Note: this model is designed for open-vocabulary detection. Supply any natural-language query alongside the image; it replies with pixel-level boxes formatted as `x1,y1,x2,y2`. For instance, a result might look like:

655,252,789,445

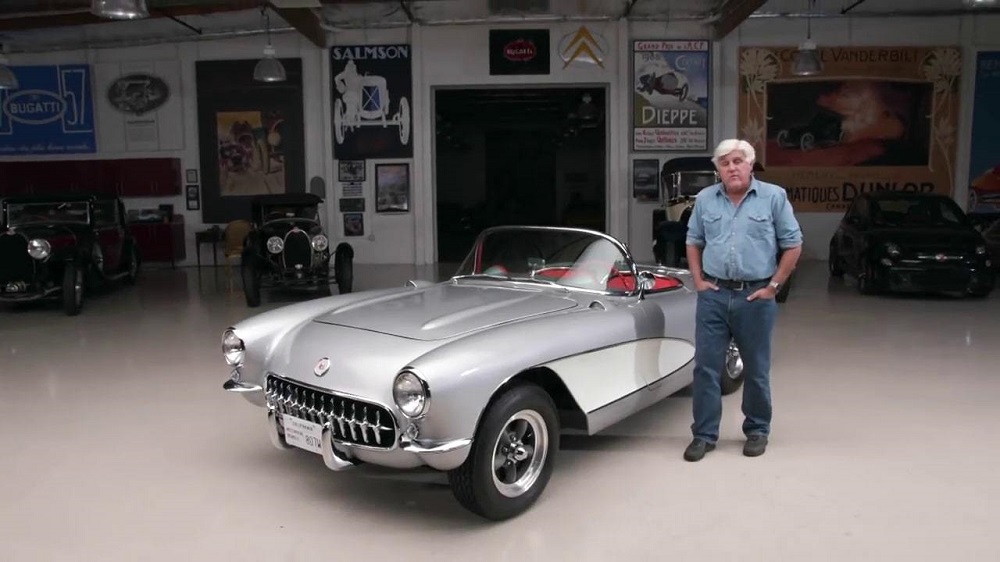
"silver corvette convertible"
222,225,744,520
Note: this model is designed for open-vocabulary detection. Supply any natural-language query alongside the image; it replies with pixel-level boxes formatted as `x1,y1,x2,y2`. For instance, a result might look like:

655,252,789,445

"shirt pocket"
702,212,724,242
747,214,775,240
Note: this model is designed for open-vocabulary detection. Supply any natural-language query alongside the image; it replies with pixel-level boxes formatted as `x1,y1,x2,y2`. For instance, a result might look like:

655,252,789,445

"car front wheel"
63,262,84,316
448,383,558,521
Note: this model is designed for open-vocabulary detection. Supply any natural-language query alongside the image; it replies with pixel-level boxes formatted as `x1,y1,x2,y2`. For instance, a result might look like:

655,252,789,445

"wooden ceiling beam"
269,4,327,49
712,0,768,40
0,1,264,32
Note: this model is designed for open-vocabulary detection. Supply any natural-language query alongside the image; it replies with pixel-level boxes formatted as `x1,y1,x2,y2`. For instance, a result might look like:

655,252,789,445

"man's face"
715,150,753,191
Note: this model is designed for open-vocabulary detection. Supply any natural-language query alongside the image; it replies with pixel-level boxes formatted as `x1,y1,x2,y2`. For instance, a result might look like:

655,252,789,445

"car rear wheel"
124,243,141,286
334,243,354,294
829,243,844,277
721,340,745,395
62,262,84,316
448,383,558,521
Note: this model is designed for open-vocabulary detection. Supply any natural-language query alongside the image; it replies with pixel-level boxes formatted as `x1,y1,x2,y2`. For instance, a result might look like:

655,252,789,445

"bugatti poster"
737,46,961,213
632,40,711,151
330,44,412,160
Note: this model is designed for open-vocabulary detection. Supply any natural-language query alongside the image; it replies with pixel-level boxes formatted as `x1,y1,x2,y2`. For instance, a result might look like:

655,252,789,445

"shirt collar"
715,177,758,197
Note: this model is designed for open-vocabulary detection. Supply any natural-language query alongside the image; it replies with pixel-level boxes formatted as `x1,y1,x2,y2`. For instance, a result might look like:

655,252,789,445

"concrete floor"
2,261,998,561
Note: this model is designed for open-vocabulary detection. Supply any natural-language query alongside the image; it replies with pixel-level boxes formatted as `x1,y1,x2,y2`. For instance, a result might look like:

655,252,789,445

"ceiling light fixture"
90,0,150,20
253,7,286,82
792,0,822,76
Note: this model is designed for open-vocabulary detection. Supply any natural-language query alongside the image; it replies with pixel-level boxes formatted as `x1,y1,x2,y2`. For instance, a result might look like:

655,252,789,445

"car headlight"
884,242,901,258
393,371,430,418
27,239,51,260
266,236,284,254
222,329,245,366
976,245,987,256
311,234,329,252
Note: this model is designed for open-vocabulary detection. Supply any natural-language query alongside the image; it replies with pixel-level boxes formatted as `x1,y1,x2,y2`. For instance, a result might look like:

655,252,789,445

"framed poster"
339,197,365,212
186,169,199,183
186,184,200,211
0,64,96,155
330,45,412,159
632,40,711,151
737,46,960,213
338,160,365,182
968,50,1000,215
343,212,364,236
375,163,410,213
489,29,550,75
633,159,660,201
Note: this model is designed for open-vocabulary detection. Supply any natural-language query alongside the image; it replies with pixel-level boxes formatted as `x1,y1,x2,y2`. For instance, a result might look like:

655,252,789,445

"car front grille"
283,230,311,270
265,374,397,449
0,234,33,284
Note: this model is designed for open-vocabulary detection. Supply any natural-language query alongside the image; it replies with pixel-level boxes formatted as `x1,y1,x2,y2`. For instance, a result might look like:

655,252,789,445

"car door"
838,198,867,275
92,200,124,273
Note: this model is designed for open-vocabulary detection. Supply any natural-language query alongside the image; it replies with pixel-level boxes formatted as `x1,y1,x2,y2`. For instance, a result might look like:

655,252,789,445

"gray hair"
712,139,756,165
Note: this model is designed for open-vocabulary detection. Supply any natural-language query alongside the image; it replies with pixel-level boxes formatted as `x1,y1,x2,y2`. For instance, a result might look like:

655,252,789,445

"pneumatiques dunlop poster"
967,51,1000,215
738,46,960,213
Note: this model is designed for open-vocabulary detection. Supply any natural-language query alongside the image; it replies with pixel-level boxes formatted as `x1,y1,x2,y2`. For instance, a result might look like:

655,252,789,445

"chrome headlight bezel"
393,370,430,419
976,244,987,256
222,328,245,366
27,239,51,260
884,242,901,258
266,236,284,254
311,234,329,252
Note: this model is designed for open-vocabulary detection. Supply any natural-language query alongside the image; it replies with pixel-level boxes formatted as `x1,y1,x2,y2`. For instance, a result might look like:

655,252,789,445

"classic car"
652,157,794,302
241,193,354,307
979,216,1000,271
635,60,689,102
775,107,845,151
0,193,141,315
969,165,1000,212
828,191,994,297
221,225,745,520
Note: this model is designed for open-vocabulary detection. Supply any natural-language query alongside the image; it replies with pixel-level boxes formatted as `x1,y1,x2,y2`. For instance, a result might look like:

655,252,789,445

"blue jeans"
691,285,778,444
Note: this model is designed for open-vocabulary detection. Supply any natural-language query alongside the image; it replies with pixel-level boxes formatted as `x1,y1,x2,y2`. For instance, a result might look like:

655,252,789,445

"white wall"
5,12,1000,266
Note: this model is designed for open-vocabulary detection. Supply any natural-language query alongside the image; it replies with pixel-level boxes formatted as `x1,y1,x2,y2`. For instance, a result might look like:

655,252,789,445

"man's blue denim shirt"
685,178,803,281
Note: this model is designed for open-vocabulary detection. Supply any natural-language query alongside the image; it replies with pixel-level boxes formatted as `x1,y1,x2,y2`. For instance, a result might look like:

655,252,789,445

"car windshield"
454,227,634,293
6,201,89,227
871,197,968,227
262,205,317,222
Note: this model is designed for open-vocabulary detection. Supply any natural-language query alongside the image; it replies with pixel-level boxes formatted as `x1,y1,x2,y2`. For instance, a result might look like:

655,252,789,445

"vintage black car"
0,193,141,315
241,193,353,307
828,191,995,297
652,157,794,302
775,107,845,151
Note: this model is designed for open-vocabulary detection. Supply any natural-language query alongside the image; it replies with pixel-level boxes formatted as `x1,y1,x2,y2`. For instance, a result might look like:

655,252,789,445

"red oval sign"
504,39,537,62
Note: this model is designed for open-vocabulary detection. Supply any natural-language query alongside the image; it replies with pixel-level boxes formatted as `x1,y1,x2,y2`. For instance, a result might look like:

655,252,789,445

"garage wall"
4,13,999,266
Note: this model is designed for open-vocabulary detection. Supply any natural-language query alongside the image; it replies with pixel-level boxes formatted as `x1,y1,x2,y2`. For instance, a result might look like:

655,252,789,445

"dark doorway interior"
435,87,606,262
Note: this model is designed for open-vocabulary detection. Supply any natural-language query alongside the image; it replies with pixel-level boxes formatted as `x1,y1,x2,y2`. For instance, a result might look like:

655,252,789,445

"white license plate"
282,414,324,454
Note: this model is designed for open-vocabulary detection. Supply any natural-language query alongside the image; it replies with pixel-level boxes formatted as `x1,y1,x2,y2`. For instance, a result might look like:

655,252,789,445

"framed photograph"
186,168,199,183
338,160,365,182
343,212,364,236
186,184,200,211
632,159,660,201
339,197,365,212
375,163,410,213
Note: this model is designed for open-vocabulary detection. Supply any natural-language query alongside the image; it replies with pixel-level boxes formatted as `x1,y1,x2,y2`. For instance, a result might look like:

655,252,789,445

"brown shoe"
743,434,768,457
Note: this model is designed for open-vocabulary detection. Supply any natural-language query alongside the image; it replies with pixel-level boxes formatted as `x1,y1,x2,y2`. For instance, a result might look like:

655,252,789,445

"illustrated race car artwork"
333,59,410,146
222,225,746,521
775,107,846,151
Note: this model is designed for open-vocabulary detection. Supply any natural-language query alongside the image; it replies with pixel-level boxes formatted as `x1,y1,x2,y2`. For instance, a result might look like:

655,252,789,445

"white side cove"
540,338,696,413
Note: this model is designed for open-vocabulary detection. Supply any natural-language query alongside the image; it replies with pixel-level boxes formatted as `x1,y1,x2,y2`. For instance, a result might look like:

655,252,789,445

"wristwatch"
768,280,781,291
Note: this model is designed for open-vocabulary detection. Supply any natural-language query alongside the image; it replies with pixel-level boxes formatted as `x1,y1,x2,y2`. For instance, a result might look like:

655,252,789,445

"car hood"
6,223,86,241
313,282,579,341
872,226,982,248
261,218,322,236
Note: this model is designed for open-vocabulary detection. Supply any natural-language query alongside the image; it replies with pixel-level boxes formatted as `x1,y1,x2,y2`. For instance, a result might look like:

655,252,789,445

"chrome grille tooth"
372,410,382,445
360,405,370,444
348,403,359,441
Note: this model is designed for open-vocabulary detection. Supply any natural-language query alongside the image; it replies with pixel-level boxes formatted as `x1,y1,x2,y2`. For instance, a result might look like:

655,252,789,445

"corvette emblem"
314,357,331,377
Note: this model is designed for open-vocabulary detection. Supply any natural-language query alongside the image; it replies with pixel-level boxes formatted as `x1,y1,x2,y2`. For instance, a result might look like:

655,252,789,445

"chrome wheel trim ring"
74,268,83,306
726,343,744,380
491,409,548,498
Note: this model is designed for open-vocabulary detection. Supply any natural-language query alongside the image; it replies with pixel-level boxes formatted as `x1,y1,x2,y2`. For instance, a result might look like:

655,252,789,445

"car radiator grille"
0,234,33,284
282,230,311,270
266,374,397,449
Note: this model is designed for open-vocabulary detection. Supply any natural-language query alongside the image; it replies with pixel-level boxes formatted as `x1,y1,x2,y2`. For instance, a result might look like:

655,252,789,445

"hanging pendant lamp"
91,0,149,20
792,0,822,76
253,8,286,82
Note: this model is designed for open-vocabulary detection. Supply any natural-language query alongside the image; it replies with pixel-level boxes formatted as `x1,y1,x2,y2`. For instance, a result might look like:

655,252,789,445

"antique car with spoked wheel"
0,193,141,316
240,193,353,307
221,225,744,520
829,191,995,297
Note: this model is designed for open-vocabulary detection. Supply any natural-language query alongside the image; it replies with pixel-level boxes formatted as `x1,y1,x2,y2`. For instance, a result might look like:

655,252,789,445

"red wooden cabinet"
128,216,186,267
0,158,182,197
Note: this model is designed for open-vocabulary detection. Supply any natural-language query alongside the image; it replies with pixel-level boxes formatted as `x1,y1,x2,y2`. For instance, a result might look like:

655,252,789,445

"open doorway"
434,86,607,262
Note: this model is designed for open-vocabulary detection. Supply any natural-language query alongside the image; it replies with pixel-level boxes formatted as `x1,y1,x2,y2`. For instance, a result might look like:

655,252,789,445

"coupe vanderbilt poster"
737,46,960,213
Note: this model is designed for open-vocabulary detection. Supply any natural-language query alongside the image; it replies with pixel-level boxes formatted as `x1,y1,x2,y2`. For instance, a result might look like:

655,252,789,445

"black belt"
704,275,770,290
